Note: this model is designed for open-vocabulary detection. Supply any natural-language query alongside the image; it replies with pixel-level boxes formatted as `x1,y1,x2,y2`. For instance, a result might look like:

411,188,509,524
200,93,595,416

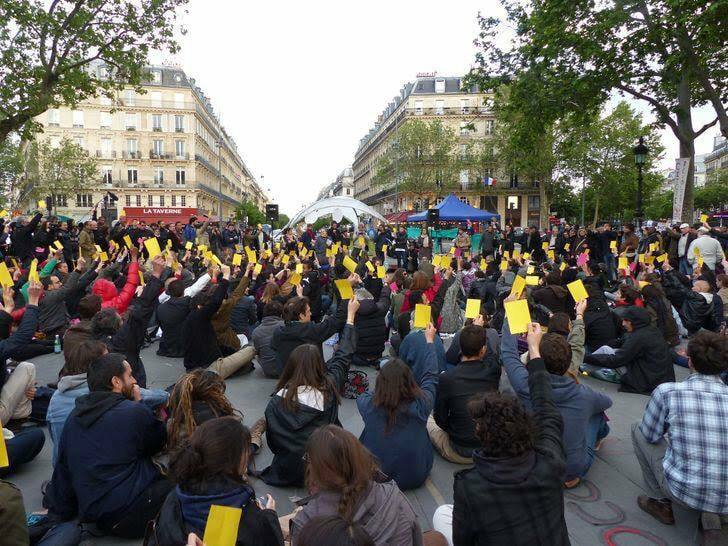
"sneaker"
249,416,267,449
637,496,675,525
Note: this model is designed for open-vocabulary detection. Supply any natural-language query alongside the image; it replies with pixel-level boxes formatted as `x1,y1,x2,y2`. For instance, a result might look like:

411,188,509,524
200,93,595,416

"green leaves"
235,201,266,226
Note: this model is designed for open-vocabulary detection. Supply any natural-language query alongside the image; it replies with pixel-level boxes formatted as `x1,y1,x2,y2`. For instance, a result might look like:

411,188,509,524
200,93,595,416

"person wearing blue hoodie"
150,416,283,546
357,323,439,490
502,301,613,488
42,352,169,541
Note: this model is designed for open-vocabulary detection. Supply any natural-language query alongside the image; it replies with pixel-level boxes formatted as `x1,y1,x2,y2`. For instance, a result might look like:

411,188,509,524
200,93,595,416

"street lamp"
633,136,649,228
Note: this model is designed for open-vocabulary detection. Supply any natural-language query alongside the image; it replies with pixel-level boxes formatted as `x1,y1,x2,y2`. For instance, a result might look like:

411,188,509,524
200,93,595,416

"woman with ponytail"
149,416,283,546
288,426,446,546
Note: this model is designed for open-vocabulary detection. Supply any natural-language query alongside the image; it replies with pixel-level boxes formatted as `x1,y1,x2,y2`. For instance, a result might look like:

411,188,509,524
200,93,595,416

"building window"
175,140,185,158
460,121,470,136
126,139,138,158
48,109,60,126
174,115,184,132
100,111,112,129
176,168,186,185
102,166,113,185
73,136,85,149
152,139,163,156
485,120,494,135
154,167,164,185
76,194,93,207
435,100,444,115
125,113,137,130
151,91,162,107
460,170,469,190
124,89,135,106
152,114,162,131
151,69,162,83
72,110,84,128
435,78,446,93
460,99,470,114
180,195,186,206
509,172,519,188
50,194,67,208
100,137,112,158
125,195,131,206
528,195,541,210
148,194,153,206
171,195,177,206
459,196,469,204
127,168,138,185
414,100,424,115
135,195,141,206
159,195,165,206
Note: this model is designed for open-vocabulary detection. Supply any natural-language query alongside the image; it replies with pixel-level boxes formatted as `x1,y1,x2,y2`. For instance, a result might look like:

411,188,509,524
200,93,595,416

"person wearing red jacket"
92,253,140,314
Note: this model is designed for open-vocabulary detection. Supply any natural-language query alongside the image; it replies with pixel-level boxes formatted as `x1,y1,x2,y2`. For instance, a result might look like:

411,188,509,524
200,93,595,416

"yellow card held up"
511,275,526,298
144,238,162,259
281,254,290,265
232,254,242,266
29,259,39,283
288,272,302,286
99,252,109,262
505,299,531,334
700,214,708,223
567,279,589,302
94,245,102,255
500,260,508,271
542,242,549,250
343,255,357,274
211,254,222,266
365,261,375,273
559,261,567,271
431,255,441,268
253,263,262,276
382,244,388,254
564,243,571,251
522,252,530,260
526,265,535,275
547,250,555,261
198,244,208,253
0,263,13,288
37,199,46,209
335,279,354,299
414,304,431,328
123,235,133,249
246,249,257,263
377,265,386,279
610,240,617,251
358,237,366,248
203,504,242,546
656,253,667,263
296,263,303,274
525,275,539,286
53,240,63,250
645,255,655,265
0,418,9,468
0,210,7,218
138,271,145,286
480,259,487,271
465,299,481,319
618,257,629,270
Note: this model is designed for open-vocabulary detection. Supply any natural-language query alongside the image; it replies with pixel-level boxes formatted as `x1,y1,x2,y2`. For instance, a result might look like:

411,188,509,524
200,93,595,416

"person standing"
78,221,97,262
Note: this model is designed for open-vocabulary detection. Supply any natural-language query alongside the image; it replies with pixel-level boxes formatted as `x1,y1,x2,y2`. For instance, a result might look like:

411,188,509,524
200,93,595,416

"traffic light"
266,204,279,223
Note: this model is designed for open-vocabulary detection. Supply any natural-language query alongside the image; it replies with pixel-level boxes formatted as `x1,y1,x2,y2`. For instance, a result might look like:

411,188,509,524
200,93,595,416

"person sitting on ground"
582,284,621,351
44,352,171,541
502,300,612,488
662,261,723,334
157,278,195,358
432,323,570,546
428,323,501,465
91,248,140,313
211,263,255,353
182,264,255,379
357,323,438,490
290,425,447,546
150,416,284,546
444,312,500,367
251,301,285,378
37,256,84,338
62,294,102,358
641,283,680,346
352,279,391,368
531,271,570,315
538,308,586,374
718,273,728,322
296,516,374,546
91,254,166,388
632,331,728,542
259,298,359,487
583,306,675,394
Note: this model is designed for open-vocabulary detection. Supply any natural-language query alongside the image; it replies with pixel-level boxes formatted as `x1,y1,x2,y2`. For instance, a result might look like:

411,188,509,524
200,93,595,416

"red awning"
385,211,411,223
121,207,202,224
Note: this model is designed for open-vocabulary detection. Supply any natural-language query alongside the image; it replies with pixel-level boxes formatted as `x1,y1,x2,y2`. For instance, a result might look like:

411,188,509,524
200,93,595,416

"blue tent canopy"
407,193,500,222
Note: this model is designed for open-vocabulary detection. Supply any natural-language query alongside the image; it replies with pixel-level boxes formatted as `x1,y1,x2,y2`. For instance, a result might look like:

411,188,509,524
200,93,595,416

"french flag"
483,177,497,187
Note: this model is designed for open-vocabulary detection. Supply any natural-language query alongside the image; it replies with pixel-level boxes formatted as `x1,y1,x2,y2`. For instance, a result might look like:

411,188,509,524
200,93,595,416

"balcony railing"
96,150,117,158
122,150,142,159
407,106,492,117
149,151,189,160
116,98,195,110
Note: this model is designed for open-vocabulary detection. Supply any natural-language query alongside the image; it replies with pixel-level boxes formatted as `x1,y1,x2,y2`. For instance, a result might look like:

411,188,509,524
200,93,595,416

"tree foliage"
25,137,98,215
0,138,24,209
466,0,728,221
234,200,266,226
0,0,189,143
373,119,462,200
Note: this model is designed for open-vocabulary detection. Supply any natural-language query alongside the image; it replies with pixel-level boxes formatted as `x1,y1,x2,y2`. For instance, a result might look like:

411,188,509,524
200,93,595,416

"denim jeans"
679,256,693,276
139,388,169,408
582,412,610,477
603,254,616,281
0,427,45,478
395,249,407,269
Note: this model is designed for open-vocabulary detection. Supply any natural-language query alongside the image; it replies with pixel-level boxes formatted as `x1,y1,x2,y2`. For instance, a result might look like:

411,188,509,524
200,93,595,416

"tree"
694,169,728,211
0,0,188,143
25,137,97,216
373,119,462,207
467,0,727,221
0,139,24,209
234,200,265,226
273,214,290,230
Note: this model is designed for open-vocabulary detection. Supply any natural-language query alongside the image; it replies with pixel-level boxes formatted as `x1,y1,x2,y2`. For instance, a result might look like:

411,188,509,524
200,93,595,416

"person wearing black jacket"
91,254,166,388
157,279,193,357
583,306,675,394
433,322,569,546
428,324,501,464
300,261,323,321
352,281,391,367
11,212,42,265
259,299,359,486
662,265,723,334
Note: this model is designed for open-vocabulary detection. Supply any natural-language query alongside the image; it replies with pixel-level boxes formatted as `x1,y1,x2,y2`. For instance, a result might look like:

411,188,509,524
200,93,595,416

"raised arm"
500,319,530,397
325,298,359,391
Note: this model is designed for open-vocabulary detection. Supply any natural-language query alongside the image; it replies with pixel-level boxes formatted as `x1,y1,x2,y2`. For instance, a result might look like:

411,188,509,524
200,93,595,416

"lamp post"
633,136,649,228
215,140,223,219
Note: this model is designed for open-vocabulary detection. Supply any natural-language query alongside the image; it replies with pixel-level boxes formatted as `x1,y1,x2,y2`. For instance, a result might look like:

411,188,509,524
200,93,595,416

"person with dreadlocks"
356,324,438,490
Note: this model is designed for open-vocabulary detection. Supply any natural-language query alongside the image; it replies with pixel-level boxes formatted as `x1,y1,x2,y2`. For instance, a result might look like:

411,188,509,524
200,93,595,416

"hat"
697,226,710,234
679,223,690,229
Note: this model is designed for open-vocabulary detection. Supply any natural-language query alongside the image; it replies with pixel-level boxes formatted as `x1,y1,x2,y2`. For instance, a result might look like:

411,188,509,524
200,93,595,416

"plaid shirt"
640,374,728,513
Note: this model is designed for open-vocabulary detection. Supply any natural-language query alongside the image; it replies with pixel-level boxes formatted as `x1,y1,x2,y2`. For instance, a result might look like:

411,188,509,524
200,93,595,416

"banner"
672,158,690,223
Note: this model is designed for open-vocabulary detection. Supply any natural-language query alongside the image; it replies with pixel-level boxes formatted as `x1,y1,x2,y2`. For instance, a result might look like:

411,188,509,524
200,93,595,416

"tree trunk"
592,193,600,226
675,63,696,222
678,139,695,223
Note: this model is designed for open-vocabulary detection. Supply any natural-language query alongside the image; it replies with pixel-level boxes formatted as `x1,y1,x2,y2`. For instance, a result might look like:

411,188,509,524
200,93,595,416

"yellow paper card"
618,257,629,270
431,255,441,268
542,242,549,250
281,254,290,265
522,252,530,260
480,259,487,271
564,243,571,251
449,246,456,255
94,245,102,255
465,299,481,319
511,275,526,298
288,272,302,286
358,237,366,248
547,250,555,261
505,299,531,334
138,271,145,286
29,259,39,283
123,235,133,249
0,419,9,468
325,248,332,258
0,210,7,218
382,244,388,254
567,279,589,302
645,255,655,265
503,251,510,259
638,254,645,263
144,238,162,259
335,279,354,299
246,250,257,263
253,263,262,276
526,265,535,275
639,281,650,288
343,255,357,274
203,504,242,546
700,214,708,223
53,240,63,250
211,254,222,266
232,254,242,266
500,260,508,271
609,241,617,251
0,263,13,288
649,243,657,253
198,244,208,253
414,304,431,328
525,275,539,286
365,261,375,273
38,200,46,209
377,265,386,279
99,252,109,262
656,253,667,263
559,261,567,271
296,264,303,274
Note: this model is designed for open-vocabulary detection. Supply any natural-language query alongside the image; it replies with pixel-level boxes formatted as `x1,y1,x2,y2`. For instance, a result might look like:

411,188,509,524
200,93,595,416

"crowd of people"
0,208,727,546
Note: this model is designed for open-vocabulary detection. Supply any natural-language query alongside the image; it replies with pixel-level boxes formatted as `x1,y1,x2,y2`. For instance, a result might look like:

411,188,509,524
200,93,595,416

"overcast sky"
163,0,719,216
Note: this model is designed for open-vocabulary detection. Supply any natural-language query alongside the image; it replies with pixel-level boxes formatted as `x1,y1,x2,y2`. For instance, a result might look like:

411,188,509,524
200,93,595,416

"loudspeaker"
427,208,439,223
265,204,279,222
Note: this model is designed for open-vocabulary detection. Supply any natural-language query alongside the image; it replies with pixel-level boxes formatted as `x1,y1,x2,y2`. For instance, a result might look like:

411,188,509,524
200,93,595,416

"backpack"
342,370,369,399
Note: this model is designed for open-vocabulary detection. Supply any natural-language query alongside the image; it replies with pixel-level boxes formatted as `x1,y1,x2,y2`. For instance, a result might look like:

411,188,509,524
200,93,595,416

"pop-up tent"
407,193,499,222
281,196,387,231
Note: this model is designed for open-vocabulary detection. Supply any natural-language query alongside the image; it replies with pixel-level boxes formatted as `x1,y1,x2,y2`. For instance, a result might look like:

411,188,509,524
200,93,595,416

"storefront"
120,207,201,224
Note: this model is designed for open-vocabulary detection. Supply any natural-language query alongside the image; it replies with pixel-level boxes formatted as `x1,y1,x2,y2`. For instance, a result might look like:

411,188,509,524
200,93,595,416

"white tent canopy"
281,196,387,231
